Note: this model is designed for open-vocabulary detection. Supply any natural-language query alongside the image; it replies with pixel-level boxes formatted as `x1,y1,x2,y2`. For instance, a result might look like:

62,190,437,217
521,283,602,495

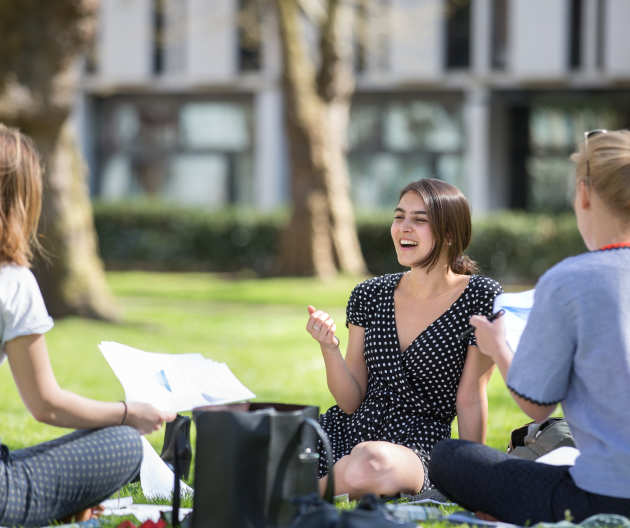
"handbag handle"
268,416,335,525
171,417,192,528
304,417,334,503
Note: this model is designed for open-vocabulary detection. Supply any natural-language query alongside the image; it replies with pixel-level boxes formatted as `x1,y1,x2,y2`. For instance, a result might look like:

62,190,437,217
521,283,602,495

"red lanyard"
599,242,630,250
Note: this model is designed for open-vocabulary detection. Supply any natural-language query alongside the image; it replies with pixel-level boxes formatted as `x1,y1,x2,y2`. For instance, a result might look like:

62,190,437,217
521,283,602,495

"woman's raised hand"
124,401,176,435
469,313,507,362
307,305,339,349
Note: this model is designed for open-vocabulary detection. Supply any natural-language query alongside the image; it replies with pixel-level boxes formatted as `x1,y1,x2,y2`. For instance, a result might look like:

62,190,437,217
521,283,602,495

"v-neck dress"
317,273,502,490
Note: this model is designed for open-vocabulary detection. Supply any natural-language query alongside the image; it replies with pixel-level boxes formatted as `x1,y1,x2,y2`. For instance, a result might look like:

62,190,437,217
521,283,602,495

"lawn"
0,271,538,516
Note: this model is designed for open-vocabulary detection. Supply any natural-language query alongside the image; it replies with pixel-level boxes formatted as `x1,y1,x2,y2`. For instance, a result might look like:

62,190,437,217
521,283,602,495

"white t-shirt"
0,265,54,364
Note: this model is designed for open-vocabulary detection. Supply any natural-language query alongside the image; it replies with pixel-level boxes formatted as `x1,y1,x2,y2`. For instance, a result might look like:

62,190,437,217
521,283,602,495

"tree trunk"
0,0,118,320
33,118,118,320
274,0,367,278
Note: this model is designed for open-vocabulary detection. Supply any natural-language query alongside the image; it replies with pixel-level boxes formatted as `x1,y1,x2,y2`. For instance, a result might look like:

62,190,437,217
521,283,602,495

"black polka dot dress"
317,273,502,491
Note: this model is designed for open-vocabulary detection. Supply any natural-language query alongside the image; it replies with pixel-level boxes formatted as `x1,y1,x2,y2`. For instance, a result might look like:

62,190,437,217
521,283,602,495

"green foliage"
93,202,586,283
468,212,585,282
93,201,284,275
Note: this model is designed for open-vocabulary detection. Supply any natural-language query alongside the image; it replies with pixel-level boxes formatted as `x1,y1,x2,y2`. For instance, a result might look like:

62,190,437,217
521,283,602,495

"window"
152,0,165,75
95,96,255,208
569,0,582,70
595,0,605,69
505,96,627,212
152,0,187,75
348,95,465,208
238,0,262,71
445,0,471,70
491,0,508,70
353,0,370,74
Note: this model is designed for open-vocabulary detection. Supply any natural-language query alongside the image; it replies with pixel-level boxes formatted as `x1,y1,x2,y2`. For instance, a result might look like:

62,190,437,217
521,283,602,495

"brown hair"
398,178,478,275
0,124,43,266
571,129,630,223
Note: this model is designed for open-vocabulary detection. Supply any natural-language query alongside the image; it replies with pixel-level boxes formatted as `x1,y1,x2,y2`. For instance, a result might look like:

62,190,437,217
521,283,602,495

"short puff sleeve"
1,266,54,348
345,280,373,328
468,276,503,348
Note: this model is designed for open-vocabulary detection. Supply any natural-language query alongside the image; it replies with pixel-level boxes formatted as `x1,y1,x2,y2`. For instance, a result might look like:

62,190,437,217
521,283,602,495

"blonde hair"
0,124,43,266
571,129,630,223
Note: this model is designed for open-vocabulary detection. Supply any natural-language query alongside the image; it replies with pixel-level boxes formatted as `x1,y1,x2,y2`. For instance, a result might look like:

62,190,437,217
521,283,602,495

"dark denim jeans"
430,439,630,525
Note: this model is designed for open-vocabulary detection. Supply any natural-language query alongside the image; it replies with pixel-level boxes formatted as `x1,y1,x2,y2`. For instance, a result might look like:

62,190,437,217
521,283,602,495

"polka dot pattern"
318,273,502,490
0,425,142,527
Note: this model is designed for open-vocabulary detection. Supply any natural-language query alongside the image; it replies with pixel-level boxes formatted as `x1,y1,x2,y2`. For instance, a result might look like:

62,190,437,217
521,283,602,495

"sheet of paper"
99,341,255,413
102,495,192,523
493,289,534,353
140,436,194,500
102,503,192,523
536,446,580,466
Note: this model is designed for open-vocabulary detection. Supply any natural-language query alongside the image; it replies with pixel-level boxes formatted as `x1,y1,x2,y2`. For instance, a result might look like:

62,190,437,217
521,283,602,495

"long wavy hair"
0,124,43,267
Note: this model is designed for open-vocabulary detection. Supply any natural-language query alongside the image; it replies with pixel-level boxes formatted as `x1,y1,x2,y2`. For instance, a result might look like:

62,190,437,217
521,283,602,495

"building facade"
79,0,630,214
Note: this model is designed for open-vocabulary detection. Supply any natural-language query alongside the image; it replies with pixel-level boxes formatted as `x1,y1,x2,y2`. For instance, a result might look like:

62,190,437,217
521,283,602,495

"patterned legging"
0,425,142,527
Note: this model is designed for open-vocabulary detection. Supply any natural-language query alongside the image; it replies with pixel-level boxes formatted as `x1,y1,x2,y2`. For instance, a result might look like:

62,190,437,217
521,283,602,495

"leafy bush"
93,202,585,282
469,212,585,282
93,201,283,275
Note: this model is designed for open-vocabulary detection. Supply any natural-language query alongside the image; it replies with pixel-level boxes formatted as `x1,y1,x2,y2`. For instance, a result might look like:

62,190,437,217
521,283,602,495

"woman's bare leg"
319,441,424,500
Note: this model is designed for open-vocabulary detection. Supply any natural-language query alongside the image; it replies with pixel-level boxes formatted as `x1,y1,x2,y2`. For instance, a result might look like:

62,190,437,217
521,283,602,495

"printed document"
100,341,255,413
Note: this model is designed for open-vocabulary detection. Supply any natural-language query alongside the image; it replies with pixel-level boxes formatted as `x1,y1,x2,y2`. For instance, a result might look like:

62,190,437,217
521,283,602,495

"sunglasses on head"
583,129,608,184
584,129,608,142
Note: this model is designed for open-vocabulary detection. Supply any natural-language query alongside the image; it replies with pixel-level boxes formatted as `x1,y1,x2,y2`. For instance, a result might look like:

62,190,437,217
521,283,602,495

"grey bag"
507,417,575,460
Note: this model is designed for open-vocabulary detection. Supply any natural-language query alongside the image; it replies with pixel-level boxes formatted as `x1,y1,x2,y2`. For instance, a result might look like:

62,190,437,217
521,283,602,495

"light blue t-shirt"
0,265,54,364
507,247,630,498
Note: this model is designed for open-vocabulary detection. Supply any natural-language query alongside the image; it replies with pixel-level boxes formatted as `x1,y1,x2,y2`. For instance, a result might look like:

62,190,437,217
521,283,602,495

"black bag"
507,417,575,460
161,413,192,480
166,414,194,528
190,402,334,528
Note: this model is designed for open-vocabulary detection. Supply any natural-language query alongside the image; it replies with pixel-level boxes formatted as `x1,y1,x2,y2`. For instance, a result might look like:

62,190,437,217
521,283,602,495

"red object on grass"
116,521,137,528
139,519,168,528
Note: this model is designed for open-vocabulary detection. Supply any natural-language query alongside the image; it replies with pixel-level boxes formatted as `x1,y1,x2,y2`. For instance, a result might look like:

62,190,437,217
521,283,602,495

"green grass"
0,272,541,523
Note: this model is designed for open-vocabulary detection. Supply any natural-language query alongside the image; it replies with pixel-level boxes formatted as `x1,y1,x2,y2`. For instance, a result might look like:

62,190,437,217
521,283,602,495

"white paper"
102,498,192,523
536,446,580,466
493,289,535,353
101,496,134,510
99,341,255,413
140,436,194,500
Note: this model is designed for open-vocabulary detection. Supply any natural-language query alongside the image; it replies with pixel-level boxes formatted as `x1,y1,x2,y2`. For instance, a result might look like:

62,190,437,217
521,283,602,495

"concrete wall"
188,0,236,80
98,0,152,79
389,0,444,79
509,0,569,78
605,0,630,77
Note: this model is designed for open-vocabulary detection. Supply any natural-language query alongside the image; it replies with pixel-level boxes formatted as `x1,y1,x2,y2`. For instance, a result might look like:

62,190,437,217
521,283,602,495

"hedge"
93,201,586,283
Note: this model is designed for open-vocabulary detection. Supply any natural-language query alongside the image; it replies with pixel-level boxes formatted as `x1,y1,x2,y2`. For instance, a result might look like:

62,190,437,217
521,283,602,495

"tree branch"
275,0,319,116
316,0,355,102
